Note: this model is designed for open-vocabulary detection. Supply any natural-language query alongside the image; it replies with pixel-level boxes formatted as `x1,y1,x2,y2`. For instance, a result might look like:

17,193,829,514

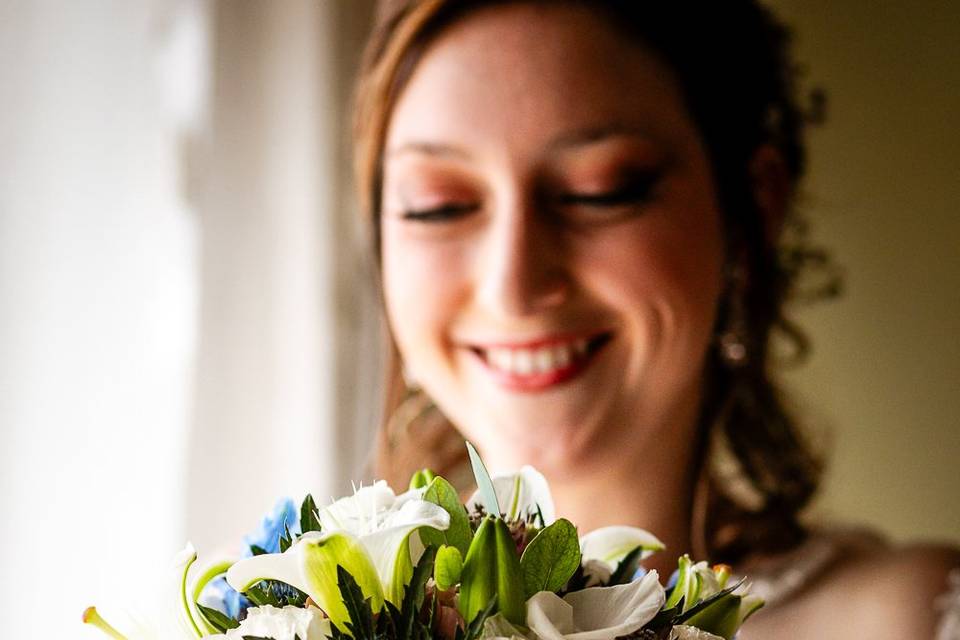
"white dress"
735,529,960,639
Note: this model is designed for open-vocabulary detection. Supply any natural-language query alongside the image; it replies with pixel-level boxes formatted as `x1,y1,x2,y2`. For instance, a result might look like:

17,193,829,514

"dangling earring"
718,264,749,368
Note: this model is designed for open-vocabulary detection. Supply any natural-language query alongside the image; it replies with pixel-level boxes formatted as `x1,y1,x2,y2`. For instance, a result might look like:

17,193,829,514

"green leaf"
466,442,500,516
644,600,684,630
278,525,294,553
683,593,742,639
338,565,376,640
399,546,437,640
300,494,322,534
196,603,240,633
419,476,473,556
608,545,644,585
673,579,744,625
376,600,400,639
519,518,580,598
245,582,281,607
462,595,498,640
249,544,269,556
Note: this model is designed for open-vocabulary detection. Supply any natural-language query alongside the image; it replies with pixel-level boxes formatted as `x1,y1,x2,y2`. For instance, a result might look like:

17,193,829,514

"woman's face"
380,3,725,474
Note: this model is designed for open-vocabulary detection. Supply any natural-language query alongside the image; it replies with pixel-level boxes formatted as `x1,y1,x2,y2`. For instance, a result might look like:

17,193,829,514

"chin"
471,410,604,476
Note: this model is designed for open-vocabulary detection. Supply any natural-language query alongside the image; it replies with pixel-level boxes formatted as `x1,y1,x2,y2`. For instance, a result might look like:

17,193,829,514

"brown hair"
353,0,836,563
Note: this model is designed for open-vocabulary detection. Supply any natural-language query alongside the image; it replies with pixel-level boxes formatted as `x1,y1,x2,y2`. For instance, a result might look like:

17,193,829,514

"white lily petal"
563,571,665,638
467,466,555,523
669,625,724,640
319,481,396,533
394,485,428,505
229,530,385,632
361,499,450,603
526,592,577,640
579,526,665,569
225,533,320,596
527,571,665,640
86,546,218,640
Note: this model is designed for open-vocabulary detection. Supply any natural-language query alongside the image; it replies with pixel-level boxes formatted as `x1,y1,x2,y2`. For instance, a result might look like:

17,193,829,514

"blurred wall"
766,0,960,542
0,0,203,636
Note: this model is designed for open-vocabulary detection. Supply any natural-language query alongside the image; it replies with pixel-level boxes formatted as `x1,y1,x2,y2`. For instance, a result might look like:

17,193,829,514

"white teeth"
488,348,512,371
514,350,534,375
534,348,553,373
482,339,597,376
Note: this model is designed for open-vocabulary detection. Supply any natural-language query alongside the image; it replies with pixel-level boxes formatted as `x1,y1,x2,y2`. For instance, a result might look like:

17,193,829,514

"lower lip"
472,341,608,393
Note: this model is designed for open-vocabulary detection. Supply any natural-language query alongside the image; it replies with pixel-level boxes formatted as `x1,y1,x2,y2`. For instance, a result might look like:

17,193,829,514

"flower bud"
434,544,463,591
409,468,437,490
458,515,525,625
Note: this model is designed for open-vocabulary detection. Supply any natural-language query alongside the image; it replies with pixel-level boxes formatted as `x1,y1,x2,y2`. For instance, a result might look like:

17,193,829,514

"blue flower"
242,497,301,557
201,575,248,619
200,497,301,619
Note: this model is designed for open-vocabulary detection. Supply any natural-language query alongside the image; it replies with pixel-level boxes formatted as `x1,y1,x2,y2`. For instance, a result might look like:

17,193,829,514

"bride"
351,1,959,638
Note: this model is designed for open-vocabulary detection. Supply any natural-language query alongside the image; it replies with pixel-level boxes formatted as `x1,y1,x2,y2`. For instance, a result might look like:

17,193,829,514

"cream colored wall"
766,0,960,542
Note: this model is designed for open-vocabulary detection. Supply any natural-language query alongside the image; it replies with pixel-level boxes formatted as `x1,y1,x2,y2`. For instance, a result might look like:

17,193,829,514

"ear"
749,144,792,246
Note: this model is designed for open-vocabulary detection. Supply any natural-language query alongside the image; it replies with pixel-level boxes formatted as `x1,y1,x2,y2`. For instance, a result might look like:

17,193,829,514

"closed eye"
401,203,478,222
556,178,658,208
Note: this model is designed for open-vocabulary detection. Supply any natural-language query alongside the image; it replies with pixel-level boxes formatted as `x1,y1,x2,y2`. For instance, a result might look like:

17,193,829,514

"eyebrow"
545,124,656,152
385,125,657,162
385,141,472,161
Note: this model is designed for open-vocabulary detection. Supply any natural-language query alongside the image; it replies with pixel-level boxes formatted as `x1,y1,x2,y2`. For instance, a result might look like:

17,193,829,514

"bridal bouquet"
84,444,762,640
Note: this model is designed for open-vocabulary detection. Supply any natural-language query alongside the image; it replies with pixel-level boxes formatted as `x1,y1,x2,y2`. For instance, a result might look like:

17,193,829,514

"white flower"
577,525,664,586
467,466,555,523
84,544,224,640
689,560,723,601
525,570,665,640
580,559,613,587
227,481,449,632
223,605,330,640
669,625,724,640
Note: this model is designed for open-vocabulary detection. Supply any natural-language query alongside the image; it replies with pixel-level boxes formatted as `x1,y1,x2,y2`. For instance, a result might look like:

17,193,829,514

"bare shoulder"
742,529,960,639
835,540,960,636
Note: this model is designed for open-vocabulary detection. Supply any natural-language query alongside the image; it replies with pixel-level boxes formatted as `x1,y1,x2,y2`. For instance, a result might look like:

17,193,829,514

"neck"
546,446,697,578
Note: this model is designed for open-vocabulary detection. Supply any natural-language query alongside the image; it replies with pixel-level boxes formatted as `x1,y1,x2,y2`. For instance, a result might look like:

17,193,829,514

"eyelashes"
401,202,477,222
555,170,660,209
399,170,662,224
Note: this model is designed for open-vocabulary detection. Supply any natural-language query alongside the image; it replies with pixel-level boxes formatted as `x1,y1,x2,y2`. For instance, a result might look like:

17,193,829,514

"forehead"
385,2,695,162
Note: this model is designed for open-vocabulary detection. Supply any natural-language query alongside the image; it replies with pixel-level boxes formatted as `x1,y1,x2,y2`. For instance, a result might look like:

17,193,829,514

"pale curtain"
0,1,378,636
185,0,380,554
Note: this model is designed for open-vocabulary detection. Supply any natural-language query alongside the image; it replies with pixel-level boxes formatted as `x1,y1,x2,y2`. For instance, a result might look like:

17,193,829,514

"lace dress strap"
735,531,840,607
937,569,960,640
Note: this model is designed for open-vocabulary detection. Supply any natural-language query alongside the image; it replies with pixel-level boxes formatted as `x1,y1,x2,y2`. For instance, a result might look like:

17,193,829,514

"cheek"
380,225,466,363
582,214,724,351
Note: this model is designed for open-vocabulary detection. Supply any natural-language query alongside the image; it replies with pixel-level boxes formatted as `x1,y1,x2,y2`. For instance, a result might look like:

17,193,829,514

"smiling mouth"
469,332,613,392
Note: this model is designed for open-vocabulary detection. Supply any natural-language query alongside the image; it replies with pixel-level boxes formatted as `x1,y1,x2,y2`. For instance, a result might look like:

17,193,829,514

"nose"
475,194,570,317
